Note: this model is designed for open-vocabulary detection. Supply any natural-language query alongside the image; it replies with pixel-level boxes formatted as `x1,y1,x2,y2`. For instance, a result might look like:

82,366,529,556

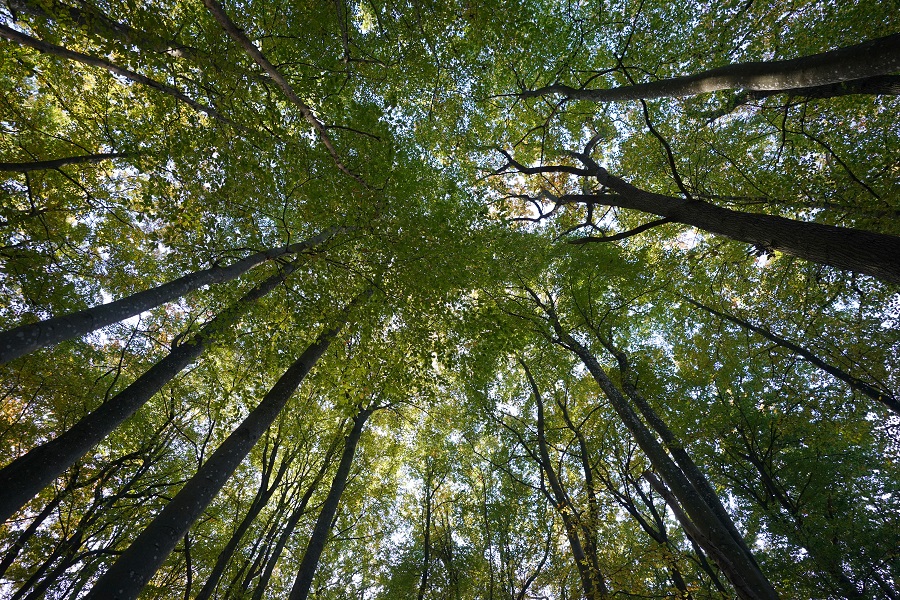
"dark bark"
557,167,900,283
0,152,131,172
82,293,366,600
683,296,899,415
538,300,779,600
250,434,341,600
522,363,608,599
0,227,338,364
523,34,900,101
192,437,294,600
591,331,761,568
0,487,64,579
0,258,313,524
417,469,434,600
287,406,374,600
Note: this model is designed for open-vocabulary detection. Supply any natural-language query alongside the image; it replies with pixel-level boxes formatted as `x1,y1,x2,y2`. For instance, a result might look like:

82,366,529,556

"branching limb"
203,0,369,188
568,217,673,244
0,24,233,124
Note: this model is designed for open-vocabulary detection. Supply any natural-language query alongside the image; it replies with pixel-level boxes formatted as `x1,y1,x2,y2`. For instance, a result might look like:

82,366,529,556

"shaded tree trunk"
538,299,779,600
81,292,367,600
522,363,608,599
0,227,338,364
0,152,131,172
192,436,294,600
523,34,900,101
250,432,342,600
288,406,375,600
0,258,313,524
559,167,900,283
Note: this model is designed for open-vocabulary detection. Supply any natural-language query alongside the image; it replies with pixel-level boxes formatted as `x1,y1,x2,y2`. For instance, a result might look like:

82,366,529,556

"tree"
1,0,898,599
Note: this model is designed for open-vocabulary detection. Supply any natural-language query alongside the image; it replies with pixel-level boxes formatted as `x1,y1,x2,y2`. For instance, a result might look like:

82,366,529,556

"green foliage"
1,0,898,598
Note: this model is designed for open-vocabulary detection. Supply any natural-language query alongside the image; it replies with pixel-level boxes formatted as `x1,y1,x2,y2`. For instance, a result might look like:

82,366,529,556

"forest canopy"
0,0,898,599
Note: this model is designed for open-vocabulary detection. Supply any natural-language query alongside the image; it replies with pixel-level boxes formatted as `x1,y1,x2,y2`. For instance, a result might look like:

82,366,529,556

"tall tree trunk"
522,363,608,599
0,227,338,364
0,258,312,524
81,292,366,600
540,302,779,600
683,296,899,414
192,437,293,600
558,167,900,283
523,34,900,101
288,406,375,600
250,432,342,600
0,152,131,172
417,469,434,600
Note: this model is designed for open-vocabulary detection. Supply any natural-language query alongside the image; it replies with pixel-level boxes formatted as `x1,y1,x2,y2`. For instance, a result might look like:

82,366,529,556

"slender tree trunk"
0,227,338,364
417,470,434,600
0,152,131,172
0,257,314,524
81,293,366,600
7,0,201,60
192,438,293,600
523,34,900,101
542,305,779,600
0,24,231,124
288,406,375,600
558,167,900,283
0,488,64,578
251,433,342,600
522,363,608,599
683,296,899,414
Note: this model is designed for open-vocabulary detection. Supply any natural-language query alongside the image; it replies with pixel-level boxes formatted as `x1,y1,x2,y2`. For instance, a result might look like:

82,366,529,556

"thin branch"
0,24,232,125
203,0,369,188
568,217,673,244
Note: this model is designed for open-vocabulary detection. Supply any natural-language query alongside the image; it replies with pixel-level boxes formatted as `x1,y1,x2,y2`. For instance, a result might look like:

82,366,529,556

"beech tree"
1,0,898,599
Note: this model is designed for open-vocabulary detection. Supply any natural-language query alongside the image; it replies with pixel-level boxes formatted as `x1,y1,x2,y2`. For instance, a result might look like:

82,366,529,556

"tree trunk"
288,406,374,600
7,0,202,60
523,363,608,599
81,293,365,600
523,34,900,101
559,168,900,283
0,258,310,524
543,306,779,600
0,227,338,364
0,152,131,172
192,437,293,600
251,433,342,600
417,469,434,600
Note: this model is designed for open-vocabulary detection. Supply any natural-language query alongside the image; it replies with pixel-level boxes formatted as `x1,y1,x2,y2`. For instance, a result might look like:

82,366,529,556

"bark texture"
524,34,900,101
